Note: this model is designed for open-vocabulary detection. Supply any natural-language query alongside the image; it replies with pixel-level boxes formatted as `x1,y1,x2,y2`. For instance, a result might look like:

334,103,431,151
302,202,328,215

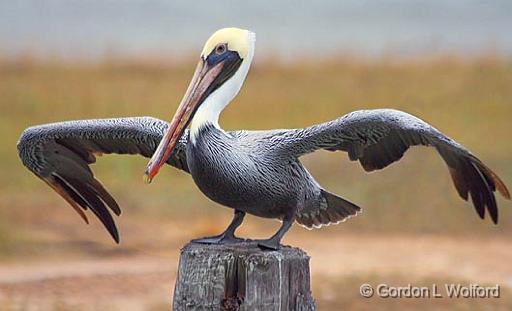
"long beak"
144,59,224,183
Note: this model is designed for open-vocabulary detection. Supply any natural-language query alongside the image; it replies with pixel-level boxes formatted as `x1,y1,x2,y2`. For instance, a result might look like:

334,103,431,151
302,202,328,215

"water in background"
1,0,512,60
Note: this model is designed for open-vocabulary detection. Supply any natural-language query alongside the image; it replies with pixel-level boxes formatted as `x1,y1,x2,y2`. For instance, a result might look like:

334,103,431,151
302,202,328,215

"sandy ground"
0,233,511,310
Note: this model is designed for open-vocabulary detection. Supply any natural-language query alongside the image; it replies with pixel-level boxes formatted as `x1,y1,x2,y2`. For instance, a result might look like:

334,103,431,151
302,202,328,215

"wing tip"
478,161,510,200
495,175,511,200
111,230,120,244
87,179,122,216
44,176,90,224
48,173,122,244
448,157,506,225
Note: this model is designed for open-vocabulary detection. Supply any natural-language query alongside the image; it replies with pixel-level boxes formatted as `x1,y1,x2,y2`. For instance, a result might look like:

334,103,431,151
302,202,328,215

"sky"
1,0,511,60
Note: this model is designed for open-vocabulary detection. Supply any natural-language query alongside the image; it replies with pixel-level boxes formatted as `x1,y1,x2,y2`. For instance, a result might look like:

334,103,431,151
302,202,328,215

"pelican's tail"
296,190,361,229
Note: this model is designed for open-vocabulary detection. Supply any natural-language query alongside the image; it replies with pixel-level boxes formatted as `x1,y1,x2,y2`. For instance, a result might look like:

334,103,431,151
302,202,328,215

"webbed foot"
191,233,245,245
191,210,246,245
257,238,281,250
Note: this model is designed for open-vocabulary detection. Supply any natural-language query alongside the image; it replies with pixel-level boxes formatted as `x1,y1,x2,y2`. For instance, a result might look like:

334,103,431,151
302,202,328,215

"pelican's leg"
191,210,246,244
257,214,294,250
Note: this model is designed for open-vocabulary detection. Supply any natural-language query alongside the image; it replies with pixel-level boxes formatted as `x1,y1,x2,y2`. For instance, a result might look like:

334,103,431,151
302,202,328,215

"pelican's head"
144,27,255,183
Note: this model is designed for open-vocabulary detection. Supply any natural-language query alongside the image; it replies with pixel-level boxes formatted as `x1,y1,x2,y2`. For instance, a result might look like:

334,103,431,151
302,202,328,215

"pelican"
18,28,510,249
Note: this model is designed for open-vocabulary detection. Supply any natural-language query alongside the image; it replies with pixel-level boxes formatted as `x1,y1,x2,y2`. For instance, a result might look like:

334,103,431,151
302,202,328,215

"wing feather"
17,117,189,243
281,109,509,223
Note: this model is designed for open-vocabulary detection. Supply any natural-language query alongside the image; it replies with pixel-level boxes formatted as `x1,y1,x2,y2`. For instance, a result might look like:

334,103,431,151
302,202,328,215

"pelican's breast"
186,125,301,217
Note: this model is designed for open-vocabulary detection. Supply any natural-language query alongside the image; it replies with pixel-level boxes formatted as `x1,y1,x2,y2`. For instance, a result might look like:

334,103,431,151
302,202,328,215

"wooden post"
173,241,316,311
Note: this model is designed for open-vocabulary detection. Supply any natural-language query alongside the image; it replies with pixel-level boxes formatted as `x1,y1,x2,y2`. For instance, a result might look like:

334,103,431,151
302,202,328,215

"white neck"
190,32,255,143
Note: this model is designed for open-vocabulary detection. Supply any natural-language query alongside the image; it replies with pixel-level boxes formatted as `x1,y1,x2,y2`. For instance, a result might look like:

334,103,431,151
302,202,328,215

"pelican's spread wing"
17,117,189,242
282,109,510,222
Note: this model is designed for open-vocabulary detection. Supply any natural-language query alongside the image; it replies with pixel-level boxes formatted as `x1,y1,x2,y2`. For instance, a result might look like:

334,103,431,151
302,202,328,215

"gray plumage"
17,109,510,244
188,124,360,229
17,117,188,242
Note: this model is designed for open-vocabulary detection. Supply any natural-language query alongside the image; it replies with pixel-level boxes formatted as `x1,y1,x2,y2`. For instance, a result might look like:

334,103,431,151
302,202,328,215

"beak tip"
143,170,153,184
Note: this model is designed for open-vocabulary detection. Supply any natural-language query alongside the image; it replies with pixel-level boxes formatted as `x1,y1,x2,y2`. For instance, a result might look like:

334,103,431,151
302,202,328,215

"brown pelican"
18,28,510,249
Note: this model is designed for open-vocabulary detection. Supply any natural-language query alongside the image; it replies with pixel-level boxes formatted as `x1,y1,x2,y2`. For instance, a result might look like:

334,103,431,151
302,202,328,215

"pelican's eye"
215,43,227,55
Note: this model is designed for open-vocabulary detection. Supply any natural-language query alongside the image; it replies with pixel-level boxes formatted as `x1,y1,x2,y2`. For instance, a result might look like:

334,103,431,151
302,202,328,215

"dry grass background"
0,55,511,310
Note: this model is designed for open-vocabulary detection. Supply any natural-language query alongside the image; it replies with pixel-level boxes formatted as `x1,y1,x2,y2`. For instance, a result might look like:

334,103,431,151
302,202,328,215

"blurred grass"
0,55,511,256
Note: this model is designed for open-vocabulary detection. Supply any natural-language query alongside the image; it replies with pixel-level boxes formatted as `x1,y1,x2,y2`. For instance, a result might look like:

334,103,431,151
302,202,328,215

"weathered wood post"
173,241,316,311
